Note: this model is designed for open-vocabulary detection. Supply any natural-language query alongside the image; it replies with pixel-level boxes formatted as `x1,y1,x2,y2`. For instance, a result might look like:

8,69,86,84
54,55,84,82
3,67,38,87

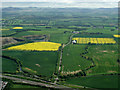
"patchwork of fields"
2,7,119,89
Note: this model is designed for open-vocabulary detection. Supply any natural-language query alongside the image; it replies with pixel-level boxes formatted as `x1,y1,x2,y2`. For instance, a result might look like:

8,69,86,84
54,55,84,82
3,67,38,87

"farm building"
72,40,77,44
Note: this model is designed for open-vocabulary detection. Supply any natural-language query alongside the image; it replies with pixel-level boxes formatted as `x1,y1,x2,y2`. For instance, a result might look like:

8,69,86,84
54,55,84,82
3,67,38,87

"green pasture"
62,44,92,72
2,58,17,73
2,30,16,36
50,32,71,44
65,75,119,89
86,28,118,35
11,83,43,89
3,50,58,77
73,33,113,38
84,45,119,75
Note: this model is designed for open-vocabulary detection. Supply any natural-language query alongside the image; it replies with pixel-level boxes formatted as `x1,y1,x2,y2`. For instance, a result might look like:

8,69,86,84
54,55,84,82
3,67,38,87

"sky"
1,0,119,2
1,0,119,8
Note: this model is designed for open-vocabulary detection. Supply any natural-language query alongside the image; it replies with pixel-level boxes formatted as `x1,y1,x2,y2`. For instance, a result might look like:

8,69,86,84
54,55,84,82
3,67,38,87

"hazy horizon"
1,2,118,8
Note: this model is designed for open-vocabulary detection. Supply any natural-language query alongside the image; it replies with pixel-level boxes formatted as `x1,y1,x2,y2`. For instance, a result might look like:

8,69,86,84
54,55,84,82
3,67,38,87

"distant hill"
2,7,23,11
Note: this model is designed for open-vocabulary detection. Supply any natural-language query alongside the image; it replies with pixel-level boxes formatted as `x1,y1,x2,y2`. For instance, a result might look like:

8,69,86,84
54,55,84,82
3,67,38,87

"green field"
11,83,47,89
84,45,119,75
73,33,113,38
50,32,71,44
2,58,17,73
62,44,92,73
10,31,42,37
2,30,16,36
65,75,119,89
12,84,39,88
3,50,58,77
86,28,118,35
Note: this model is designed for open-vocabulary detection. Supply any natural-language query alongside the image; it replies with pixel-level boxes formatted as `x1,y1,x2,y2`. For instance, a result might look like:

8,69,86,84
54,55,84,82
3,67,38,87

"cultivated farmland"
2,58,17,73
1,7,119,89
0,29,9,30
7,42,61,51
84,45,119,75
13,27,23,29
3,50,58,77
62,44,93,75
72,38,116,44
65,75,119,88
113,35,120,38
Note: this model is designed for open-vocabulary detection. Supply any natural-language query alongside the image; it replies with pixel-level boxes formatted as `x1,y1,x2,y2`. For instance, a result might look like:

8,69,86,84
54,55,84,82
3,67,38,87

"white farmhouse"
72,40,77,44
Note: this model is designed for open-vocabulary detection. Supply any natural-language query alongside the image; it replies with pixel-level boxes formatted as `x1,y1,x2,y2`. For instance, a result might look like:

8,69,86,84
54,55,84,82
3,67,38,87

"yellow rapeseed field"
0,29,9,30
113,35,120,38
7,42,61,51
13,27,23,29
72,38,116,44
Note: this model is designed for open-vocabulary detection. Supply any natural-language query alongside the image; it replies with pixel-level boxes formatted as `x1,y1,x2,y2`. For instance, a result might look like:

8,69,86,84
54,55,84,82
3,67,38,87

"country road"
64,34,76,47
58,33,77,74
1,75,72,89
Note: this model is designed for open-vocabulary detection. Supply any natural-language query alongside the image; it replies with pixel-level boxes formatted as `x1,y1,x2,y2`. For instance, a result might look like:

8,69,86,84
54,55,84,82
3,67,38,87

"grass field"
73,33,113,38
6,83,48,89
2,30,16,36
11,84,45,89
50,33,71,44
11,29,68,38
2,58,17,73
86,28,118,35
65,75,119,88
11,31,39,37
62,44,93,74
84,45,119,75
12,84,39,88
3,50,58,77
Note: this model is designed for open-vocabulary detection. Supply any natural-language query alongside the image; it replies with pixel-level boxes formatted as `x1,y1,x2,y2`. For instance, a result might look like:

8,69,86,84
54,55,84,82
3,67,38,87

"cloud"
2,0,118,8
2,0,119,2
